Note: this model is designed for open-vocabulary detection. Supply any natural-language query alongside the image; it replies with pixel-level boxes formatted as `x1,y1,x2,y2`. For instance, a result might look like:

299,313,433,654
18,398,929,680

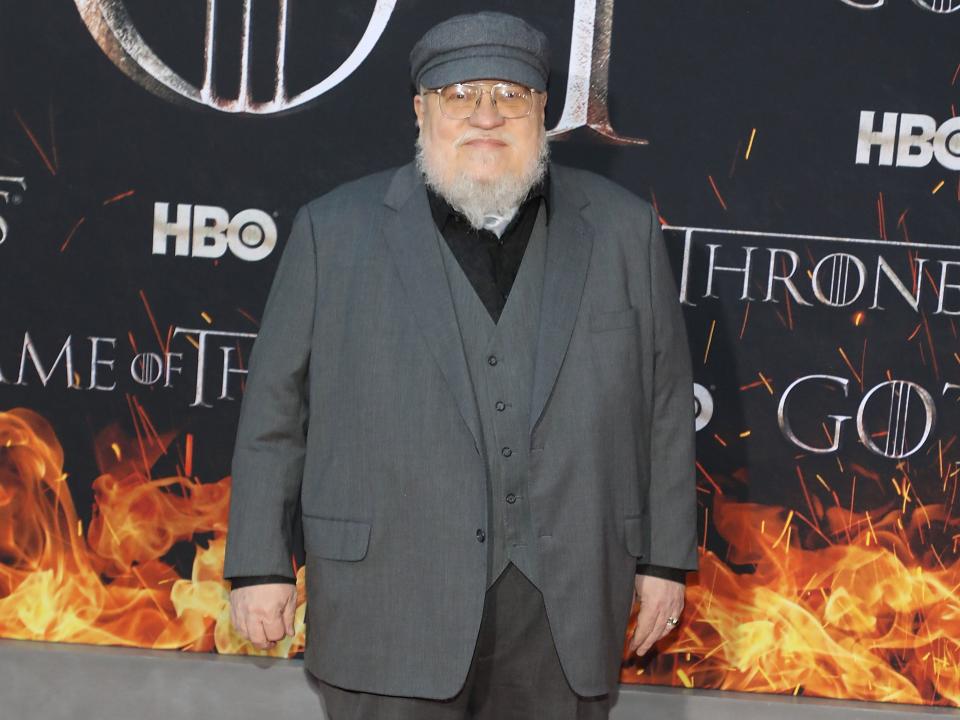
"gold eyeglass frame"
423,82,542,120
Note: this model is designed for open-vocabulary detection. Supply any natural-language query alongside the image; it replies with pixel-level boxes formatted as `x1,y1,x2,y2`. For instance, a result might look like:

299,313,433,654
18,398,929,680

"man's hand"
229,583,297,650
627,573,685,657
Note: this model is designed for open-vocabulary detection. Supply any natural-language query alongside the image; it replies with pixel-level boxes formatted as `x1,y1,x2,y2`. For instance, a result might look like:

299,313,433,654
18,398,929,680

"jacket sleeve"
222,205,316,580
642,203,699,572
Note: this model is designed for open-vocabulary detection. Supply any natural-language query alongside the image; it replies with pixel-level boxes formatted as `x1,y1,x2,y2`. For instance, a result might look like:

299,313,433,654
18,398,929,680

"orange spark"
707,175,728,211
877,192,887,241
704,319,717,365
739,302,751,340
696,461,724,495
102,190,135,206
745,128,757,160
14,109,57,175
138,290,165,353
837,346,863,387
60,217,86,252
184,434,194,478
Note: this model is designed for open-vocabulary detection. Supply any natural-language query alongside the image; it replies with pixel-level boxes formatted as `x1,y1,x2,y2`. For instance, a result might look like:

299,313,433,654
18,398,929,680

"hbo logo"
856,111,960,170
153,203,277,261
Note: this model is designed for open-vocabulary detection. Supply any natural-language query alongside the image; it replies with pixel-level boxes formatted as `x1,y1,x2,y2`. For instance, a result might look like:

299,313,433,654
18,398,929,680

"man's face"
413,78,547,186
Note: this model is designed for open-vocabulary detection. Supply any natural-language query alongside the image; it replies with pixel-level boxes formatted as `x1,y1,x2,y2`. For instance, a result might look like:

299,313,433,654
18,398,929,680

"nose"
469,90,505,129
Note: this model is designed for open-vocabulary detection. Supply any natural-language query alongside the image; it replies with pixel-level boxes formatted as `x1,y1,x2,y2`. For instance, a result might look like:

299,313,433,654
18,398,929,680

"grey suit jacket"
222,160,698,700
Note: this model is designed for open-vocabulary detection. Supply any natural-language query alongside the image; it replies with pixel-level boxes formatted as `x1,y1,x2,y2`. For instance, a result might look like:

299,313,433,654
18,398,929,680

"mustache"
456,132,513,147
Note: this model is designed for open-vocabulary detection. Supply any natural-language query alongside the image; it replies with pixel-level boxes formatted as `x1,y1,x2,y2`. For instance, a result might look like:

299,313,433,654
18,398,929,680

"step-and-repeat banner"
2,0,959,708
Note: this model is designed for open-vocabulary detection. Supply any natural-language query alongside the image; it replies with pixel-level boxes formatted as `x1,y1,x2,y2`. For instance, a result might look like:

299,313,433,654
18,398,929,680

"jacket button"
495,400,506,411
487,355,498,366
501,446,512,457
476,529,486,542
505,493,517,504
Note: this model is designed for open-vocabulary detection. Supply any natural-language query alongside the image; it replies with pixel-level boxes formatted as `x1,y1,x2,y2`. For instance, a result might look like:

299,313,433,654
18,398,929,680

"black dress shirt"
229,171,686,588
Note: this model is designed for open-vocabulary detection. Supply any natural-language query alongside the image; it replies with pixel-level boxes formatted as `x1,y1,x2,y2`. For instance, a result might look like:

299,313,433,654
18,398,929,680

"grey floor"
0,638,954,720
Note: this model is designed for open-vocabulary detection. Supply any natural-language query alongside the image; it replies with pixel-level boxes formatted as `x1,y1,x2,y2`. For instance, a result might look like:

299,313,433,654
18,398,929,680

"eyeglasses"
424,82,541,120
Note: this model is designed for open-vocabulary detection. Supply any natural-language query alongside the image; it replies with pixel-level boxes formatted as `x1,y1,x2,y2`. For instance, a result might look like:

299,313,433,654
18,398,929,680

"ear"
413,93,424,130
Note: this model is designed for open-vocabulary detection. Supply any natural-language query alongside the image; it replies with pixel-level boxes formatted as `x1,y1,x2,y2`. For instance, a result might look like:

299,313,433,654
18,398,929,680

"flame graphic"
0,407,304,655
622,493,960,707
1,405,957,706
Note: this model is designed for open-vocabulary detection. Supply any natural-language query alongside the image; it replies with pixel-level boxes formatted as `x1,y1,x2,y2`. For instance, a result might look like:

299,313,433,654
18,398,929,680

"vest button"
487,355,498,366
495,400,506,411
476,529,486,542
501,446,512,457
505,493,517,504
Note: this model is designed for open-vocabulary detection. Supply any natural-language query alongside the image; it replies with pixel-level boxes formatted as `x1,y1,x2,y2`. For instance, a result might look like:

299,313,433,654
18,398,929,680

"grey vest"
434,202,548,590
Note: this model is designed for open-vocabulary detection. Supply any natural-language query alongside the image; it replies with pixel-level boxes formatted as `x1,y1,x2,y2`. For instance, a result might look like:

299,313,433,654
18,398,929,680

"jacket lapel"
380,162,484,454
528,164,593,438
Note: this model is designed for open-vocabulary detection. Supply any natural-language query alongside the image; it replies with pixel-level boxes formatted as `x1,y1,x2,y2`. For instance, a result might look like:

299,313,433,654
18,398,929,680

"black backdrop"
2,0,959,707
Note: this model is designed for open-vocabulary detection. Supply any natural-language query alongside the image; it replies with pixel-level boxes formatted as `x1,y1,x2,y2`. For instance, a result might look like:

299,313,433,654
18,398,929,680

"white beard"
415,131,550,232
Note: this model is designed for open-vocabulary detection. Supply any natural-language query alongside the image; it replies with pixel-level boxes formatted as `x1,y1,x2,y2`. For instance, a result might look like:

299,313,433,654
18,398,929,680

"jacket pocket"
590,306,639,332
302,514,371,561
623,515,648,561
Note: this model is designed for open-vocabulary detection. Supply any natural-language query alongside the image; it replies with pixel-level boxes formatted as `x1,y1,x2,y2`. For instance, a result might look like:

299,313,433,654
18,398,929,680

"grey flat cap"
410,11,550,91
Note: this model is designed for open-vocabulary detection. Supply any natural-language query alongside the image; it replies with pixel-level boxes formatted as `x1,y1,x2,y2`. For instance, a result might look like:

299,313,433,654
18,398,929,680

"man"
224,10,697,719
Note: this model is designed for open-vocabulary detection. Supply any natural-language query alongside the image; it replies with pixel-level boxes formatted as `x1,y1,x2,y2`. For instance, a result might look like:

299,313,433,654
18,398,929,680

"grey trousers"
315,561,612,720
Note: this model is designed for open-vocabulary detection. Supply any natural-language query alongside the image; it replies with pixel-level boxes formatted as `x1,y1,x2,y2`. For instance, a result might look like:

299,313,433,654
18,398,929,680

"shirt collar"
425,170,551,234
